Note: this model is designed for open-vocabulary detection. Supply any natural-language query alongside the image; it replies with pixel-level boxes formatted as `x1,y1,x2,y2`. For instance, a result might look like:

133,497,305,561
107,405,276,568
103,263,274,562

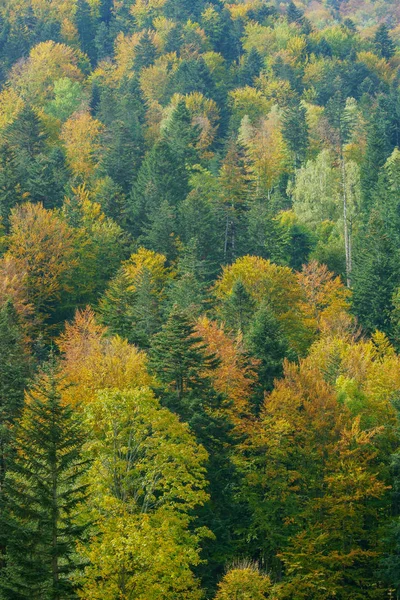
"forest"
1,0,400,598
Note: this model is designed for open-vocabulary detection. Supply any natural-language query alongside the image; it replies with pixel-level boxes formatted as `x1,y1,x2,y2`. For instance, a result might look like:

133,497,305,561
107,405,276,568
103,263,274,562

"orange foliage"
196,317,257,428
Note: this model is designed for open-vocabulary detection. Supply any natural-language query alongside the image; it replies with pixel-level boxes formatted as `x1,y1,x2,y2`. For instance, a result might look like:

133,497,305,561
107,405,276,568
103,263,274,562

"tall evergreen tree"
245,303,292,407
134,31,157,71
0,301,31,484
0,366,89,600
374,24,396,60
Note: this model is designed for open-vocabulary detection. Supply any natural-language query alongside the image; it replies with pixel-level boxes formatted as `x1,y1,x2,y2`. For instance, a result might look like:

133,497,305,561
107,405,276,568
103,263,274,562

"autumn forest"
1,0,400,598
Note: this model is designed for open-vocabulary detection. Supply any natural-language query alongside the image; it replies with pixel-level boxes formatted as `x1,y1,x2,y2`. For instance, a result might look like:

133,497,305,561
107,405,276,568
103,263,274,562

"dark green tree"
245,303,292,407
128,139,188,238
0,301,31,484
220,280,256,335
282,100,309,169
134,31,158,71
374,24,396,60
149,307,218,412
0,365,89,600
352,209,400,335
99,267,163,349
163,100,200,166
75,0,97,63
361,95,395,212
238,47,264,86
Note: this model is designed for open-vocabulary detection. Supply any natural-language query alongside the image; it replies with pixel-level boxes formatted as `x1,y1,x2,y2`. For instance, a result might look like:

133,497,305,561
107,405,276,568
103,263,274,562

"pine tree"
164,241,207,317
282,100,309,170
287,1,305,25
245,303,292,405
128,139,188,238
352,210,400,334
134,31,157,71
374,24,396,60
239,47,264,86
149,307,218,411
0,365,90,600
0,301,31,484
221,280,256,335
163,100,200,167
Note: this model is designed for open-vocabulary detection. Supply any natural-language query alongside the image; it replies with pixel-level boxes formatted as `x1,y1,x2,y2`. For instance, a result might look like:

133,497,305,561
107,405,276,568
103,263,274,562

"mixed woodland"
2,0,400,597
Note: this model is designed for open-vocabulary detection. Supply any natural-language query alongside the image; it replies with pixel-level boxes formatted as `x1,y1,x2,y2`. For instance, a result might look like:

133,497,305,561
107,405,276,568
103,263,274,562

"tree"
0,365,89,600
214,563,272,600
61,112,104,182
374,24,396,61
149,307,218,412
4,203,77,323
282,99,308,170
134,31,158,71
99,248,171,348
245,303,291,403
77,387,209,600
0,301,31,484
128,139,188,238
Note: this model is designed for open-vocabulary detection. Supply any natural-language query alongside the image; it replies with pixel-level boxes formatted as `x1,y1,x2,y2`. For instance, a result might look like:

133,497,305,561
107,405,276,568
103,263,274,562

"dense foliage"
1,0,400,597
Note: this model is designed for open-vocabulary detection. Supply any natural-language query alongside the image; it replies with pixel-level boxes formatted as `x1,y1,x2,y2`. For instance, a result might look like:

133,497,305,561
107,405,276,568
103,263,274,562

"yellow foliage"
167,92,220,151
214,255,313,354
140,53,178,105
229,86,271,126
10,41,84,106
0,87,25,130
5,203,77,316
239,106,288,194
61,111,104,180
357,51,393,84
215,564,272,599
58,308,154,405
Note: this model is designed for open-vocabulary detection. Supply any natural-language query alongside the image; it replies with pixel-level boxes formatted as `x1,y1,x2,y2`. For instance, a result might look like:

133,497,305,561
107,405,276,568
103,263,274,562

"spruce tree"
128,139,188,238
245,303,292,407
374,24,396,60
282,100,309,169
134,31,157,71
149,307,218,412
0,301,31,484
221,280,256,335
0,365,89,600
238,47,264,86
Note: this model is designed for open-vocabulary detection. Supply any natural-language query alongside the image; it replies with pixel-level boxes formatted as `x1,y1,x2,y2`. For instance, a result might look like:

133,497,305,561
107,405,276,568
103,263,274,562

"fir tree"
374,24,396,61
149,307,218,411
282,100,309,169
245,303,292,406
0,301,31,484
221,280,256,335
134,31,157,71
0,365,90,600
238,47,264,87
128,139,188,238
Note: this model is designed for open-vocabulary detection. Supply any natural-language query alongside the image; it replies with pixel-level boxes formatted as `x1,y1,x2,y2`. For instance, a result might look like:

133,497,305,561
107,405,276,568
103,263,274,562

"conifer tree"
0,365,89,600
0,301,31,483
245,303,292,405
220,280,256,335
134,31,158,71
374,24,396,60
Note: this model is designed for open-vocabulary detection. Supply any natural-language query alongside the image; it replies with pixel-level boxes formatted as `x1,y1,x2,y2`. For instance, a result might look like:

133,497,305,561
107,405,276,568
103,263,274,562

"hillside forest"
2,0,400,598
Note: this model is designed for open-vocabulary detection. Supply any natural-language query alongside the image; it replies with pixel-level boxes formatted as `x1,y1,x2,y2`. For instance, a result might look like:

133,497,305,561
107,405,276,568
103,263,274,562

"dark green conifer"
374,24,396,60
0,301,31,484
0,365,89,600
